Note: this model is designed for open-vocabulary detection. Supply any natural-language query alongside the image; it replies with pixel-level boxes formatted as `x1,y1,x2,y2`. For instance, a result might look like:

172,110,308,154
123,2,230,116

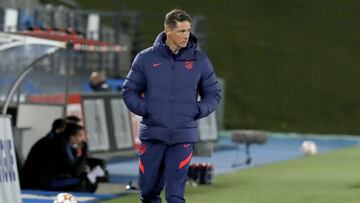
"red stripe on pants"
178,152,193,169
139,158,145,173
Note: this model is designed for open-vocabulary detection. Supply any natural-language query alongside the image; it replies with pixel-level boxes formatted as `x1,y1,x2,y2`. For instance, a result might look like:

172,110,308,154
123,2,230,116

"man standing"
122,9,221,203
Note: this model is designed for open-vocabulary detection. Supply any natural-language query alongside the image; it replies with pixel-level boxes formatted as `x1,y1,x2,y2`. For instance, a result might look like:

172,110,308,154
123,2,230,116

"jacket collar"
153,32,197,61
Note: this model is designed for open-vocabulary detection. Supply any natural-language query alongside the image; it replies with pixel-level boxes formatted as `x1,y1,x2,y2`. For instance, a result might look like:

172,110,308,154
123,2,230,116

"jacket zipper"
170,57,175,142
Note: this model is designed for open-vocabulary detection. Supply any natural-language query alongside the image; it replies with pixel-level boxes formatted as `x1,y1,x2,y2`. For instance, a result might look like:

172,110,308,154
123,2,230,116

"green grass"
74,0,360,135
101,146,360,203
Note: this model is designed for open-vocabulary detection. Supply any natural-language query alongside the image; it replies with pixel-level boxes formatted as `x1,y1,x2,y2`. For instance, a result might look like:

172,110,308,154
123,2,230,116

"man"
45,122,97,192
89,71,111,91
20,118,66,189
67,115,109,183
20,120,97,192
122,9,221,203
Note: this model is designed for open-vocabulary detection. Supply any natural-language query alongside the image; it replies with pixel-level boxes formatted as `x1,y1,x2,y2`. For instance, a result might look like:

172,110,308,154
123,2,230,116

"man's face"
165,20,191,49
74,129,86,144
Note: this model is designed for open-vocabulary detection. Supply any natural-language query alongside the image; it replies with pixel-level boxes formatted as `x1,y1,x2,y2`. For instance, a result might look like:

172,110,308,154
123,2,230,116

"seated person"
89,71,111,92
44,122,98,192
20,118,66,189
21,121,101,193
66,115,109,183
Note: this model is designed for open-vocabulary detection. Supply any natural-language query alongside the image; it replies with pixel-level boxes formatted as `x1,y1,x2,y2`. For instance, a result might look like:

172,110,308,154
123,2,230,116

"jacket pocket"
193,103,200,120
142,101,170,127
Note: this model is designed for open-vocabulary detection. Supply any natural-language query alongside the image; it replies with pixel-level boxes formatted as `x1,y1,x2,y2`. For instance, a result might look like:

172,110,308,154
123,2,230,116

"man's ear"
164,25,173,36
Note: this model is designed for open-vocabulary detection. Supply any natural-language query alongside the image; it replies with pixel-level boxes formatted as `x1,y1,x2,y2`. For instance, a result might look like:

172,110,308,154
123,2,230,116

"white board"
4,8,18,32
0,115,21,203
83,99,110,151
110,99,133,149
199,111,218,141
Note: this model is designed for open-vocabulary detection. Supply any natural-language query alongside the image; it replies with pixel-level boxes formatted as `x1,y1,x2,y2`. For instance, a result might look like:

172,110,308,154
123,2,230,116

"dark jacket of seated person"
45,122,96,192
22,122,95,192
20,118,66,189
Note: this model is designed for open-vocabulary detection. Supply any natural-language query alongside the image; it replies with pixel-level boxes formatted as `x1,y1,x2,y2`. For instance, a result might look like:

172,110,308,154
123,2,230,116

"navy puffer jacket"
122,32,221,144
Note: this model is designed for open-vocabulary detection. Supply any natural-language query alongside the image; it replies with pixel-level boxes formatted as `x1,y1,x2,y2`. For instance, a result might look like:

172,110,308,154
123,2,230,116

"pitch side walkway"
22,132,360,202
106,132,360,183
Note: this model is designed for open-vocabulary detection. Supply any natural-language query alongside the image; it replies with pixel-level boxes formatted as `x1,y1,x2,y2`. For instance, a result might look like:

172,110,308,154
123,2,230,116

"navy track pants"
138,141,193,203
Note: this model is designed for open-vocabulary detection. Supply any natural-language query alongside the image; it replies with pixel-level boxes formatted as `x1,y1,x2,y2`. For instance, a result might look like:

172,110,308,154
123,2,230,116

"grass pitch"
101,146,360,203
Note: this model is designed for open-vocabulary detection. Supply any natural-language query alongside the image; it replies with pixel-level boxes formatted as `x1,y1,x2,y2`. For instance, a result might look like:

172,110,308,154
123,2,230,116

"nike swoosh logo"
153,63,161,67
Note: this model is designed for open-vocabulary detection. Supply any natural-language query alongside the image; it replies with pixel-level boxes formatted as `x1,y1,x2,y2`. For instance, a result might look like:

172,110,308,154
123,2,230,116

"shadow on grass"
349,183,360,189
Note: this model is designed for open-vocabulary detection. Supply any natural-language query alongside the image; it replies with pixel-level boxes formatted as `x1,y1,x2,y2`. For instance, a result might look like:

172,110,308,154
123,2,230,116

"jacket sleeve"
122,53,147,117
197,56,221,119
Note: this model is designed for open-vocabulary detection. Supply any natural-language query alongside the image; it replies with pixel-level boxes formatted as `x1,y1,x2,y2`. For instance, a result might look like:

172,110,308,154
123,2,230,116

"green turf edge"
101,146,360,203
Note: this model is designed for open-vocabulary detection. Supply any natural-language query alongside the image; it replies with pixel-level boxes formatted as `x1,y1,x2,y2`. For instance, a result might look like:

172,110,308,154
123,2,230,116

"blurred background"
1,0,360,134
76,0,360,135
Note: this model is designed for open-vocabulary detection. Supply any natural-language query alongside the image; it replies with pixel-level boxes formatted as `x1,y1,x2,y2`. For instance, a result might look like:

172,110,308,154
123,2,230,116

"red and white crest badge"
185,60,193,70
